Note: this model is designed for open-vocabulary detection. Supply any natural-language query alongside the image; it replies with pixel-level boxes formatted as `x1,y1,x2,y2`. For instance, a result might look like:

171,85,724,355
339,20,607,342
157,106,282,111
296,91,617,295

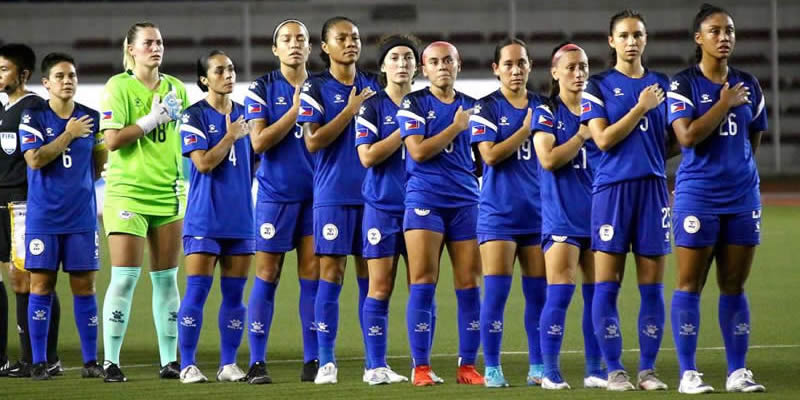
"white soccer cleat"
314,362,338,385
542,376,571,390
428,368,444,384
726,368,765,393
678,370,714,394
379,366,408,383
583,375,608,389
216,363,246,382
363,368,391,385
638,369,668,390
180,365,208,384
606,369,635,391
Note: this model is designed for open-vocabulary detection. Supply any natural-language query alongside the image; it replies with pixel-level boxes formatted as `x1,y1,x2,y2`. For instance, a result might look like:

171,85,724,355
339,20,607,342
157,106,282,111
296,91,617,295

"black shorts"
1,186,26,263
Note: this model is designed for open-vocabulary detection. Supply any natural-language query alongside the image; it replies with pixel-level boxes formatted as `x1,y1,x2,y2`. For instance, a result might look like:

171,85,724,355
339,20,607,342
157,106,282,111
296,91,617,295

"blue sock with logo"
178,275,211,369
363,297,389,369
480,275,512,368
219,277,247,367
719,293,749,374
638,283,665,371
522,276,547,365
671,290,700,375
298,279,319,363
247,277,275,366
592,281,624,372
28,293,52,364
73,294,99,363
315,280,342,366
456,287,481,366
407,283,435,366
582,284,604,376
540,284,575,380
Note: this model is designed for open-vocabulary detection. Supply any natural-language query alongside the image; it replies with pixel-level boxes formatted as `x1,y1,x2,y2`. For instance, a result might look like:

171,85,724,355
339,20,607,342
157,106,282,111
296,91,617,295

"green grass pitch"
2,205,798,399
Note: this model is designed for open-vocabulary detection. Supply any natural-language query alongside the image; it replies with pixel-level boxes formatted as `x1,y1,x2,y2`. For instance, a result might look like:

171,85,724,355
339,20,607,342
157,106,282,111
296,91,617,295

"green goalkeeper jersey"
100,70,189,216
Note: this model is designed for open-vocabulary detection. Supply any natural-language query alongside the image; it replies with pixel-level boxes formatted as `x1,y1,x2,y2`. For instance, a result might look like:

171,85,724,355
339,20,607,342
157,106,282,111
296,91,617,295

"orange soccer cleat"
456,364,485,385
411,365,436,387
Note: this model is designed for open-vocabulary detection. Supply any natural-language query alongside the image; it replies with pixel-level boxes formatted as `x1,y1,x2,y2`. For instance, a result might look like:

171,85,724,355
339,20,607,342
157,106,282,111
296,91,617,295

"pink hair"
422,41,460,64
551,43,585,67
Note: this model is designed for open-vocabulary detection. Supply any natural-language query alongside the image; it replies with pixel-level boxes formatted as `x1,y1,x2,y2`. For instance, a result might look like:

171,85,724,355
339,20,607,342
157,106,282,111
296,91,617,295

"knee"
29,280,52,296
368,280,393,301
320,265,344,284
256,263,280,283
717,276,745,295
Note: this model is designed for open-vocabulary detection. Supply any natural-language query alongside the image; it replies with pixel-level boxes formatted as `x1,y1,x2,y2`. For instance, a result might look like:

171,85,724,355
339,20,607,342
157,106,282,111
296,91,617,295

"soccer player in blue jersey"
298,16,380,384
354,34,419,386
397,41,483,387
244,19,318,384
532,42,607,390
468,38,545,388
20,53,106,380
667,4,767,394
176,51,252,384
580,10,672,391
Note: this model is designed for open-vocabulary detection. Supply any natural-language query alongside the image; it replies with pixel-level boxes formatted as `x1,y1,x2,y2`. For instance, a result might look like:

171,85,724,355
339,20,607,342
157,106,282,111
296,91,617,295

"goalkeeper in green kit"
98,22,188,383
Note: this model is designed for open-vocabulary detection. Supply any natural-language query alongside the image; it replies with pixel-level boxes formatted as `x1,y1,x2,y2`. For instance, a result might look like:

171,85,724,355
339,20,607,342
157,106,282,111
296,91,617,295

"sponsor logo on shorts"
683,215,701,234
599,224,614,242
551,235,567,243
260,223,276,240
119,210,133,220
322,223,339,241
414,208,430,216
367,228,381,245
29,238,45,255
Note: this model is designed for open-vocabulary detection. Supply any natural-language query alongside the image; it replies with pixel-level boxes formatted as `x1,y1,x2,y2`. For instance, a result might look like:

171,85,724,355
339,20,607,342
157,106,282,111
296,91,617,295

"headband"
378,37,420,67
551,43,584,66
272,19,309,44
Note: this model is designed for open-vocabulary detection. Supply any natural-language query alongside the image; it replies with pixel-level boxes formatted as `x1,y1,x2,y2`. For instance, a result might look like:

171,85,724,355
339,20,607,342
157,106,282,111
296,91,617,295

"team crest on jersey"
367,228,381,245
334,94,345,103
275,96,287,105
1,132,17,154
180,114,190,124
670,81,680,91
701,94,713,103
427,110,436,120
499,116,509,126
302,82,311,92
359,106,366,116
473,104,482,114
22,114,31,124
249,82,258,90
322,223,339,241
402,99,411,109
260,223,276,239
414,208,430,216
29,238,45,256
683,216,700,234
613,88,624,96
599,224,614,241
471,125,486,136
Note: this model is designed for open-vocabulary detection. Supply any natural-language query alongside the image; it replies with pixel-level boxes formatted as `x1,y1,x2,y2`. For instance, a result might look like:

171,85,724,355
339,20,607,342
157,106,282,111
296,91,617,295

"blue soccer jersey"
397,88,479,209
668,65,767,213
244,70,313,203
297,70,381,207
469,89,543,234
19,102,101,234
180,100,254,239
533,99,600,237
581,69,670,189
355,90,405,213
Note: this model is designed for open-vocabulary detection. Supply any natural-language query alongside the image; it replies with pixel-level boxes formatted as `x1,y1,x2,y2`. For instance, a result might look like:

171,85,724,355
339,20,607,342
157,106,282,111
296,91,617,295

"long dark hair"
692,3,732,63
607,9,647,67
196,50,227,92
492,37,536,92
319,16,356,68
